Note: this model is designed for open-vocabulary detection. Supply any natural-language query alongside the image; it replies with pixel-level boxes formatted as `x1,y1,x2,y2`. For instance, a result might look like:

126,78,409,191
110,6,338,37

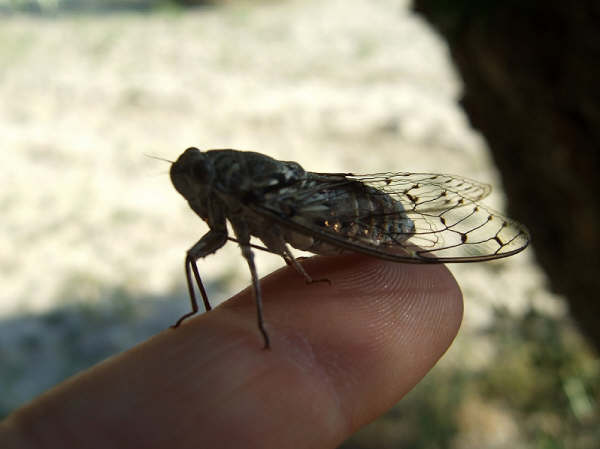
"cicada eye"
191,158,213,183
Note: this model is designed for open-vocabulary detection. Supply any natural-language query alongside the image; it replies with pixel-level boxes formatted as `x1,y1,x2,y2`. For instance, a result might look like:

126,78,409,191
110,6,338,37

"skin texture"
0,254,463,449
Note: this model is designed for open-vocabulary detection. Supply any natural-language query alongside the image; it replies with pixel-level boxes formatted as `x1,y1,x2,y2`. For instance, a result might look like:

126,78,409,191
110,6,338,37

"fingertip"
220,254,463,432
6,254,463,449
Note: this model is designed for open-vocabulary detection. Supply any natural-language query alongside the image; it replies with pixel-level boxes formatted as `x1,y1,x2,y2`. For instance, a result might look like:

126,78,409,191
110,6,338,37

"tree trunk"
413,0,600,352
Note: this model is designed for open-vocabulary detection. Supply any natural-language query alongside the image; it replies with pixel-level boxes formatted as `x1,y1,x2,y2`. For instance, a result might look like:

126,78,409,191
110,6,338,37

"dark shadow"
0,283,222,419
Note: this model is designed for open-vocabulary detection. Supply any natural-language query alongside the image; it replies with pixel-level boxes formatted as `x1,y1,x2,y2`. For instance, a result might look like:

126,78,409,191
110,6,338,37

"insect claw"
260,327,271,350
171,311,196,329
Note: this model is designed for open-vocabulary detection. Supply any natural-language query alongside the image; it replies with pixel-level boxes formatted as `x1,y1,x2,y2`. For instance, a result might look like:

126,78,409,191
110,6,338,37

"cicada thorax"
283,179,415,255
206,149,306,196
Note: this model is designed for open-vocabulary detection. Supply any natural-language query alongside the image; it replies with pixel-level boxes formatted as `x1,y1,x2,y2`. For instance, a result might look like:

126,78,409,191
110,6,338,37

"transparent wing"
251,172,530,263
345,172,492,209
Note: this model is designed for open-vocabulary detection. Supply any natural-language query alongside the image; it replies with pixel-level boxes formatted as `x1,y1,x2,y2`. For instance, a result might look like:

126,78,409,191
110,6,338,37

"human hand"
1,254,463,449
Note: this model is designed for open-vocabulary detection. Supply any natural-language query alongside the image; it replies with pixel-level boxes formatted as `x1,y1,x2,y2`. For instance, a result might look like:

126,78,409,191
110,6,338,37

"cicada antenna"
144,153,174,164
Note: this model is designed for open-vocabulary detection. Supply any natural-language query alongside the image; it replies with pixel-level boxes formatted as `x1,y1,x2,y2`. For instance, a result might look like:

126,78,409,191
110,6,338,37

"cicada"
170,147,530,348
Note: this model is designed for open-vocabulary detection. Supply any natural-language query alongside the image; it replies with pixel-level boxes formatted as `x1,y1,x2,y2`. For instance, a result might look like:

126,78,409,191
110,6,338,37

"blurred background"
1,0,598,447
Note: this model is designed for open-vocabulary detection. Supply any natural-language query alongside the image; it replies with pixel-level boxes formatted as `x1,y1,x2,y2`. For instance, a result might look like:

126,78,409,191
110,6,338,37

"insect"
170,147,530,348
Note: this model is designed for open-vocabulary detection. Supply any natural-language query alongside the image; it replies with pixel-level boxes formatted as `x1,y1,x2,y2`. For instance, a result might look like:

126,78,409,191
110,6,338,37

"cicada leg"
172,230,227,328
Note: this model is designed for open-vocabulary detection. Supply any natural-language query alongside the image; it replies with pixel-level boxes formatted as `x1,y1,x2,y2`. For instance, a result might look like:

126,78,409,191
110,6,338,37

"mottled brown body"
170,147,529,348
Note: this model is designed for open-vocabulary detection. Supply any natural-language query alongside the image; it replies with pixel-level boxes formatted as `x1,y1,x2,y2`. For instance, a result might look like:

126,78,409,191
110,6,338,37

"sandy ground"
1,0,556,315
0,0,569,442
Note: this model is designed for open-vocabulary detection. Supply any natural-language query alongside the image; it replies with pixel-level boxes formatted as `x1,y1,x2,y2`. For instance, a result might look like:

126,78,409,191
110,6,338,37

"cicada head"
170,147,215,200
